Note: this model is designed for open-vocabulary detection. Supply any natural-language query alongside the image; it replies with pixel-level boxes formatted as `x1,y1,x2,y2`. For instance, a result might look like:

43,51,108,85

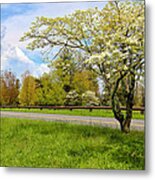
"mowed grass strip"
0,117,145,170
1,108,144,120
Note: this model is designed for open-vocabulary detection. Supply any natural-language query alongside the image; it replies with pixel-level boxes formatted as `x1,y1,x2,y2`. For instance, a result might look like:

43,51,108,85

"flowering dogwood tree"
21,1,144,132
84,1,144,132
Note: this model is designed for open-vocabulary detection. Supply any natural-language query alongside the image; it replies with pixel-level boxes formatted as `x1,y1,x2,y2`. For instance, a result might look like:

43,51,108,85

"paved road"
1,111,144,131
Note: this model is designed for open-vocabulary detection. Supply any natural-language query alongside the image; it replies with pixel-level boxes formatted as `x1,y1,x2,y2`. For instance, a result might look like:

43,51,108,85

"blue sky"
1,1,106,79
1,4,37,20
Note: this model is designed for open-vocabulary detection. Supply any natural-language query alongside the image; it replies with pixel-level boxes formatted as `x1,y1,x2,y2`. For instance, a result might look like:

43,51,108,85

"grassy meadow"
1,117,145,169
1,108,144,120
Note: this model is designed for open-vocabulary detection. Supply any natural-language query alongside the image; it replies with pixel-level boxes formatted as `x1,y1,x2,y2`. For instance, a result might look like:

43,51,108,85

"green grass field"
1,117,145,169
1,108,144,120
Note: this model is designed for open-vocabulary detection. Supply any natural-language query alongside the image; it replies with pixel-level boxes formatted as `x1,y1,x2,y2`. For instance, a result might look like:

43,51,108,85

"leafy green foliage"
19,71,37,106
72,70,98,95
35,73,66,105
134,81,145,107
51,49,79,93
0,71,20,105
1,117,144,169
35,54,99,106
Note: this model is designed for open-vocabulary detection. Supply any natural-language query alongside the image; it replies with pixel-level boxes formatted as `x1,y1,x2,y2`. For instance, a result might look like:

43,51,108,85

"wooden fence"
0,105,145,113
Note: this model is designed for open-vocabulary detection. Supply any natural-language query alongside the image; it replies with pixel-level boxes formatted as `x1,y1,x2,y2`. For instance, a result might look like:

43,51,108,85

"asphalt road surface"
1,111,144,131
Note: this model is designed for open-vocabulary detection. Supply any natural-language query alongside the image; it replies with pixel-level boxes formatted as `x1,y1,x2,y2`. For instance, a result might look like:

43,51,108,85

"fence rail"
0,105,145,112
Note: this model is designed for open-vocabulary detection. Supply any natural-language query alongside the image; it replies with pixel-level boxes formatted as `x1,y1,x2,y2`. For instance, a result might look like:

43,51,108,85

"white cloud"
15,47,34,65
1,15,50,78
1,43,34,66
32,63,50,77
1,43,50,79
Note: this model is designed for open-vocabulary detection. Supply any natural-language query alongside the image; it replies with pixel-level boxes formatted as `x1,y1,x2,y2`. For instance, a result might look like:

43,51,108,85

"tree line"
0,59,144,108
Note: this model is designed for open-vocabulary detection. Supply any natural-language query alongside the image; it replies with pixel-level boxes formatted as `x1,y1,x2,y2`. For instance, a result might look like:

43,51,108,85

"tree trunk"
111,72,135,133
120,119,131,133
124,73,135,132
